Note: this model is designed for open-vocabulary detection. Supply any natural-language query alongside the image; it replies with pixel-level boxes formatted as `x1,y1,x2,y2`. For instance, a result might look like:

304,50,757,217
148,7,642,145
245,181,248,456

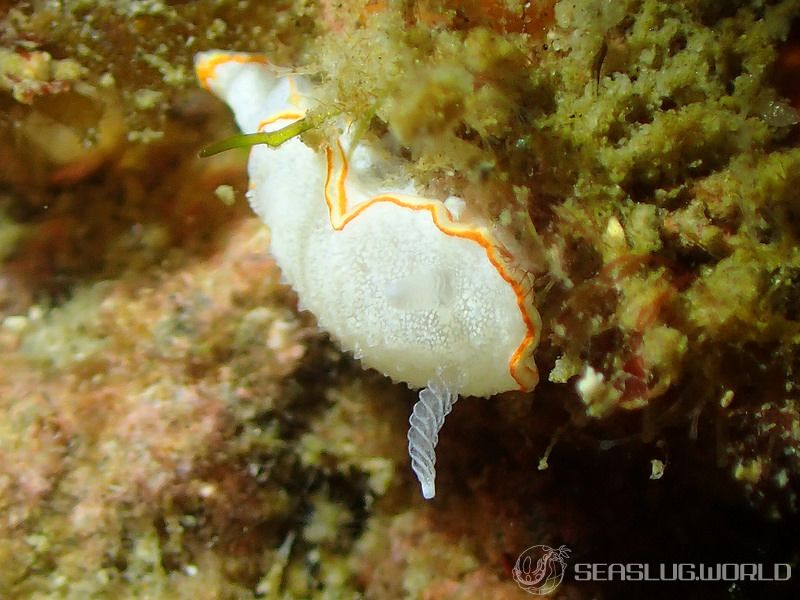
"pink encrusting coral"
0,216,320,593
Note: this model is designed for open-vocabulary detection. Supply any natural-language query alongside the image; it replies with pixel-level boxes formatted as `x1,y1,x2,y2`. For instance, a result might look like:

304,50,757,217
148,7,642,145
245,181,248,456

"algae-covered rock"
2,0,800,598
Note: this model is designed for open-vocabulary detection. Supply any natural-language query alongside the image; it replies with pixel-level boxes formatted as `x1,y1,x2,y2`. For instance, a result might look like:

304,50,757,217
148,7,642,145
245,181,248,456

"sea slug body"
195,51,542,497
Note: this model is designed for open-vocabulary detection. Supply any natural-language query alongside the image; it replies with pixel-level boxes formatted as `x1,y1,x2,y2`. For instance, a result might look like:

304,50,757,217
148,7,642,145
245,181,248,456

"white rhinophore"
408,375,459,499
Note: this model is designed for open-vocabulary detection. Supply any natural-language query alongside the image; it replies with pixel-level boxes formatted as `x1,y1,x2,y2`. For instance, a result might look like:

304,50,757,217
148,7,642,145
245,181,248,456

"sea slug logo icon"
512,544,571,595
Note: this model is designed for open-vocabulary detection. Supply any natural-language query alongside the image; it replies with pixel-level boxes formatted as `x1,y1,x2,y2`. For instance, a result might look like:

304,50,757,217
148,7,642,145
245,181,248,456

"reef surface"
1,1,800,598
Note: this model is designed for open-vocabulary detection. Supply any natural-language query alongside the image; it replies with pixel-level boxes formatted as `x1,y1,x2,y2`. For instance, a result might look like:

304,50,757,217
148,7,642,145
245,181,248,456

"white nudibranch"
195,51,542,499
